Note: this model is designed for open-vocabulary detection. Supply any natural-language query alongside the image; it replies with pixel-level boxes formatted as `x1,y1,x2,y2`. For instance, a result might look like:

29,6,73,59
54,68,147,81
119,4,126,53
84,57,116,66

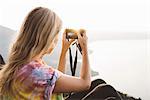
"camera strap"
68,41,82,76
68,46,78,76
67,41,82,98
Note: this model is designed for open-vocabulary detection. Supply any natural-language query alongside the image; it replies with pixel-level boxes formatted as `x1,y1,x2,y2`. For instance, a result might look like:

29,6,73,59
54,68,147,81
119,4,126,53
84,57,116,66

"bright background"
0,0,150,32
0,0,150,100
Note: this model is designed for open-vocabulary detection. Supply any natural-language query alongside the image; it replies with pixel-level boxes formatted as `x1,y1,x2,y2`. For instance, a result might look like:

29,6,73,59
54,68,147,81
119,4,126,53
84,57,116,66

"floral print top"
3,60,60,100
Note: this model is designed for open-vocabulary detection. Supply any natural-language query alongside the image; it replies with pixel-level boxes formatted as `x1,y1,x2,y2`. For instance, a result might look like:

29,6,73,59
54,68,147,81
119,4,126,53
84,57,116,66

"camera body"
65,28,85,54
66,29,78,39
66,29,85,39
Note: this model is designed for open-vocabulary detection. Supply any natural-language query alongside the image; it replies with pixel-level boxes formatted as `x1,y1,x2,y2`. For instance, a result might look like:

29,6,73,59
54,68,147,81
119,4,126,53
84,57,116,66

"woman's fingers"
79,29,86,37
77,31,82,38
62,29,87,53
76,29,88,53
61,29,76,53
69,39,76,45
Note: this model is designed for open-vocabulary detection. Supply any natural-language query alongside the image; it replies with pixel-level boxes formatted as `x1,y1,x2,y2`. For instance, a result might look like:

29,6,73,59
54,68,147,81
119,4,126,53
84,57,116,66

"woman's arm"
57,29,74,73
57,50,66,73
53,29,91,93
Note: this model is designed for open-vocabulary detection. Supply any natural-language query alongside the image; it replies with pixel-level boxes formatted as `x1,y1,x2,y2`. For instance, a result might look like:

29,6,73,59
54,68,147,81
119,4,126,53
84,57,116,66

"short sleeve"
53,69,62,80
30,66,60,99
31,66,59,87
13,62,61,99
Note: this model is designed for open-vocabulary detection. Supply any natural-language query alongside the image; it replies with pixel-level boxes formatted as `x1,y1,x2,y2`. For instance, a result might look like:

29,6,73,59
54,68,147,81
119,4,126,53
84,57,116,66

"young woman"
0,7,91,99
0,7,123,100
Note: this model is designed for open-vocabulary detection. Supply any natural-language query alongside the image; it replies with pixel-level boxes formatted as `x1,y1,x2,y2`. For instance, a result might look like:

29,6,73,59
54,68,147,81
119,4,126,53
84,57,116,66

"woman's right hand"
77,29,88,54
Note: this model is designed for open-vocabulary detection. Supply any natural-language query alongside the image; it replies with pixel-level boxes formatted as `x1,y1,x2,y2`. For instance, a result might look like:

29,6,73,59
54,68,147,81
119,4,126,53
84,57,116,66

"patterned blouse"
3,60,60,100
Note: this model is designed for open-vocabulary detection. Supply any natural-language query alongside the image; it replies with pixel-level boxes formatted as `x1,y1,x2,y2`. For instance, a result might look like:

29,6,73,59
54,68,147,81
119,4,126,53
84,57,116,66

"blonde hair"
0,7,62,95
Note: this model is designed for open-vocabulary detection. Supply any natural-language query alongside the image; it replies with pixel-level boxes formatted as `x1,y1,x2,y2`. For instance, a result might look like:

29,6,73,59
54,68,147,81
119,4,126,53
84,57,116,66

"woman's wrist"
61,48,67,55
82,45,88,54
82,49,88,57
58,48,67,72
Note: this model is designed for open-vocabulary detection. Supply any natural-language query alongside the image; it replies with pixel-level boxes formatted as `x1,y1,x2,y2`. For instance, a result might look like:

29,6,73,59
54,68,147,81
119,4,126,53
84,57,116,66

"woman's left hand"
61,29,75,53
58,29,75,72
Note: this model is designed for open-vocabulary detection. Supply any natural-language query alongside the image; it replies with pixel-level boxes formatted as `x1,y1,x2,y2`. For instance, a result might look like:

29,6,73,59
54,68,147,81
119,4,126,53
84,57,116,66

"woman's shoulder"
18,60,55,76
12,60,61,99
16,60,60,84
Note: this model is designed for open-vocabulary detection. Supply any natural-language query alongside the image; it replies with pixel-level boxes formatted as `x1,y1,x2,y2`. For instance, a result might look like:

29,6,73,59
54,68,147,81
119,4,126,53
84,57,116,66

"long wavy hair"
0,7,62,95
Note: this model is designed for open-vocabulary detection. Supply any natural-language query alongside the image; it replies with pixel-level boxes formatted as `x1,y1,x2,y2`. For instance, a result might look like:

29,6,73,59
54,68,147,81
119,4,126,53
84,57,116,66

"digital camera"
66,29,85,39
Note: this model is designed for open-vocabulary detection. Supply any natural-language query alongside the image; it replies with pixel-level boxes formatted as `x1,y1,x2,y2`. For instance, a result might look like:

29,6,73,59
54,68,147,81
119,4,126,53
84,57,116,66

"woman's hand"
61,29,75,54
58,29,75,73
77,29,88,55
54,29,91,93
